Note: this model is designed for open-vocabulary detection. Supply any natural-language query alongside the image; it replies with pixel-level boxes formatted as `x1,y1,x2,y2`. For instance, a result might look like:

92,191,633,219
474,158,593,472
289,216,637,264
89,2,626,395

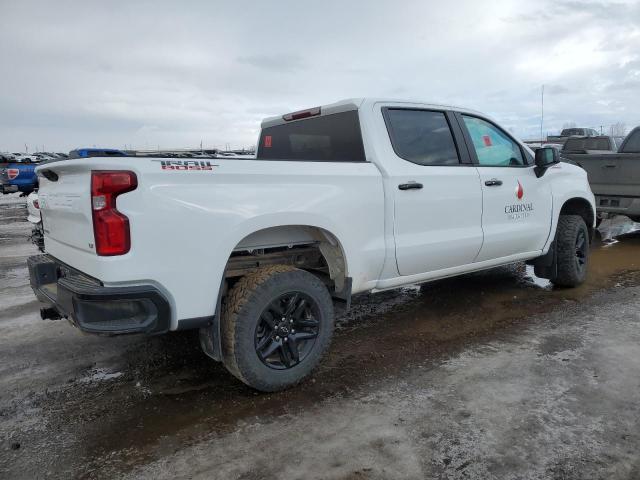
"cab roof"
261,98,485,128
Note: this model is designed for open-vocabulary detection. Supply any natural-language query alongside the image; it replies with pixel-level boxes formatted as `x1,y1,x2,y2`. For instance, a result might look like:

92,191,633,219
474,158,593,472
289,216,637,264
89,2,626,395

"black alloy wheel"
255,292,320,369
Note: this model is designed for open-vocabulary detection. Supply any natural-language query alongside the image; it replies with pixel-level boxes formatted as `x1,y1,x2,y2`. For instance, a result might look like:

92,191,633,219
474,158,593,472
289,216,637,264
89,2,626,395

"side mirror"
534,147,559,177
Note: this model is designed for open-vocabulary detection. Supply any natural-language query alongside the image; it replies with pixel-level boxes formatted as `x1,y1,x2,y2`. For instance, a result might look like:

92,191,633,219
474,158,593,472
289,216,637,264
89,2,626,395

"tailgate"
38,161,95,254
570,154,639,197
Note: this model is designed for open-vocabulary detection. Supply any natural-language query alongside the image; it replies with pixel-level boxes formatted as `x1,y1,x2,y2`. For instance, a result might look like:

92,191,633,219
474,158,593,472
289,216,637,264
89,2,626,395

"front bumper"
27,255,170,335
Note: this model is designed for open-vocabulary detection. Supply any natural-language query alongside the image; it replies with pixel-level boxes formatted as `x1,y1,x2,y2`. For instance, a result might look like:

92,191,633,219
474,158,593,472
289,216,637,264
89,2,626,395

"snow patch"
78,368,124,383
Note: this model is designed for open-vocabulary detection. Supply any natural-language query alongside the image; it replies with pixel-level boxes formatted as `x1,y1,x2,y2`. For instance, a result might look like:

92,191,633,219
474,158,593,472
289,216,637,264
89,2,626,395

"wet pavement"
1,193,640,479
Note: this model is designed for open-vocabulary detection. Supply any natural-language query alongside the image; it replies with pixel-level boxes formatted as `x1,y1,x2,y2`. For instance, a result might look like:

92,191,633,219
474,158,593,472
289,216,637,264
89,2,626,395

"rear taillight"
7,168,19,180
91,171,137,256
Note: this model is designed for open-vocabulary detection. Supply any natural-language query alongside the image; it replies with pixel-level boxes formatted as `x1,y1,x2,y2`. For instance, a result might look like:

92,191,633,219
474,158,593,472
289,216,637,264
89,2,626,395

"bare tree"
610,122,626,137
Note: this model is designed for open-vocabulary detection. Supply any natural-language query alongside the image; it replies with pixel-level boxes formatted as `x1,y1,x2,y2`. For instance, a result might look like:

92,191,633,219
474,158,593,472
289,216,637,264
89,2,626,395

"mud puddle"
2,217,640,479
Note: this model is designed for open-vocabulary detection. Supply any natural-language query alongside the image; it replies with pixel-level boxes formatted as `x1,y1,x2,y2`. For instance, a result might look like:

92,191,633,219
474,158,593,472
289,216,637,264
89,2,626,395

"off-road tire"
221,265,334,392
553,214,589,287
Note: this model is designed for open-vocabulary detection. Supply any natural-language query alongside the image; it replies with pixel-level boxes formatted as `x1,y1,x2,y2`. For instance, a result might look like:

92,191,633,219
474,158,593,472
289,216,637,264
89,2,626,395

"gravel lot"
1,194,639,479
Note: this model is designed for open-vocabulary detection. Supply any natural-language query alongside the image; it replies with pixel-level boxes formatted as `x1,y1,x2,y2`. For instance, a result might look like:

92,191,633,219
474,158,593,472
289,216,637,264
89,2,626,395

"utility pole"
540,85,544,143
600,125,603,135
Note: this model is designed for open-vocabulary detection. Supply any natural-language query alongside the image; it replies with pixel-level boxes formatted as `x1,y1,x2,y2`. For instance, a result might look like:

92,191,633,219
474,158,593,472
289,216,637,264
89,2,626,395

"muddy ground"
1,193,640,479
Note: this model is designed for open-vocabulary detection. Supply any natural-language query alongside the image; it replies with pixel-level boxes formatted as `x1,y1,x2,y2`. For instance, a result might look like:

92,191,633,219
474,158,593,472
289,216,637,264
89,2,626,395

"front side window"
384,109,460,166
462,115,525,167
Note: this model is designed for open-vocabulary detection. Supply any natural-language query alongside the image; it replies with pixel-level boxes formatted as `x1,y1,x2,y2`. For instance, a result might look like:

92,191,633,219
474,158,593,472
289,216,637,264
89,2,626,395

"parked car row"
1,147,257,196
0,152,68,194
0,152,69,163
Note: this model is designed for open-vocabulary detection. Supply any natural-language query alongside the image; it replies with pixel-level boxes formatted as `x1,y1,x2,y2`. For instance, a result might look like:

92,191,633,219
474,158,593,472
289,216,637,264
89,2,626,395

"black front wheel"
552,214,590,287
221,265,334,392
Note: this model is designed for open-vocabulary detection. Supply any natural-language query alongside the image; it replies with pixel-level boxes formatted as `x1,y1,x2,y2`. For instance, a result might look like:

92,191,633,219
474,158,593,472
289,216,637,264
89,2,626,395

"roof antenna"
540,84,544,143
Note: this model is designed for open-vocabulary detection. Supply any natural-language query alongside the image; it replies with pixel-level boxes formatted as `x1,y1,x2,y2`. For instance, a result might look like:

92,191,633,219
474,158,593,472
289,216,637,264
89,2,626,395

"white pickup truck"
29,98,595,391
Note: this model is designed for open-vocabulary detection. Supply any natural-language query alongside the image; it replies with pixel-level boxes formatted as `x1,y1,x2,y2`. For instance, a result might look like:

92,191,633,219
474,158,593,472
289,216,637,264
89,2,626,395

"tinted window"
462,115,525,166
562,128,582,136
383,109,460,166
257,111,366,162
621,129,640,153
562,137,612,152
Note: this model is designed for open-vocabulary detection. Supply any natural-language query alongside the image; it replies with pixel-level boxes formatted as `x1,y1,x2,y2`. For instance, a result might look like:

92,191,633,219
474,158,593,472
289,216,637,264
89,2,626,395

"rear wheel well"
559,198,594,239
224,226,348,298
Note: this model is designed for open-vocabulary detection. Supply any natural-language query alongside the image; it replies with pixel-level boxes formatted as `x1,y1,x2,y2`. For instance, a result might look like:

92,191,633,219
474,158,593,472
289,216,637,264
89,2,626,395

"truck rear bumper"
595,195,640,221
27,255,171,335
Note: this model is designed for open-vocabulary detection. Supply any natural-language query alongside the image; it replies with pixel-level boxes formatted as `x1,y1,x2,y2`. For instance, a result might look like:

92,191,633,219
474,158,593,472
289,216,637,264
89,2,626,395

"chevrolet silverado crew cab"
29,99,596,391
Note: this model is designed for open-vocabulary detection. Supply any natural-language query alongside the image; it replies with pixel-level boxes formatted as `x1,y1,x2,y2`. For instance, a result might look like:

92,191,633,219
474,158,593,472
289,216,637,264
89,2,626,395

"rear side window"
383,109,460,166
257,111,366,162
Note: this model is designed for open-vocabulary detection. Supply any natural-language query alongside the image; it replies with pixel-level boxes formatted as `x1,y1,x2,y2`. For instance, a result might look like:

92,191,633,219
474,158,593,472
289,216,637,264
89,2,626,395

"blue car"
0,158,40,195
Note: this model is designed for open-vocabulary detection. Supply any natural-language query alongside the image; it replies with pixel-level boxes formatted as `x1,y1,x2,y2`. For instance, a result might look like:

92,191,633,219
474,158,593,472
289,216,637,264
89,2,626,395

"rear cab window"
382,109,461,166
257,110,366,162
562,137,612,152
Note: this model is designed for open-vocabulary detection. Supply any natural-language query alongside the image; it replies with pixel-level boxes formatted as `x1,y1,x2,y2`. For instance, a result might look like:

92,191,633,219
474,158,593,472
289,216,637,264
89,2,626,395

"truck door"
456,113,553,262
381,107,484,276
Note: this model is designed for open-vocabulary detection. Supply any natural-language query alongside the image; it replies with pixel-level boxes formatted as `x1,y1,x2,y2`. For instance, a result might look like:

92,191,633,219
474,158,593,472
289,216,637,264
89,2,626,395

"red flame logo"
516,181,524,200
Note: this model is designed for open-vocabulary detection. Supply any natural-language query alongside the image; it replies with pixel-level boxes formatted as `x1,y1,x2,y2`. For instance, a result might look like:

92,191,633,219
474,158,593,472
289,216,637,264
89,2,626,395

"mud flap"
199,325,220,362
332,276,352,310
199,278,228,362
528,241,557,280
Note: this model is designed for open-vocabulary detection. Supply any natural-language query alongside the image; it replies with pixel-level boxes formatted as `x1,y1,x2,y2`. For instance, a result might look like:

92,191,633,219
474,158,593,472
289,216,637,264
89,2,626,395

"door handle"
398,182,423,190
484,179,503,186
602,164,617,168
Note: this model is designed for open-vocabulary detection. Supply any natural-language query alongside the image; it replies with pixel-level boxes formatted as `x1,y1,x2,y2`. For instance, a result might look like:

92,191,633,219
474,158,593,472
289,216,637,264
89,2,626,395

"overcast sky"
1,0,639,152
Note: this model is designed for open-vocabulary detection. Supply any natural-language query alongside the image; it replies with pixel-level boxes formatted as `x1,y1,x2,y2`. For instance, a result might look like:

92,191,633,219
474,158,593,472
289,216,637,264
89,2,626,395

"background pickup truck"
29,98,595,391
0,158,40,194
546,127,600,145
562,127,640,222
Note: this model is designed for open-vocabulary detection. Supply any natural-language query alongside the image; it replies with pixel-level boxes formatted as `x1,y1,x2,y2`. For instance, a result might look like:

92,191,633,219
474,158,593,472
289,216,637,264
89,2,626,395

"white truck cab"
29,98,595,391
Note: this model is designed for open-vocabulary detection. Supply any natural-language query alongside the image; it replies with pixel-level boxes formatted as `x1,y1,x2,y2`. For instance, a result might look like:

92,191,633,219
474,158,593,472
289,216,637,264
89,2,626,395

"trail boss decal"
152,160,219,171
505,180,534,220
